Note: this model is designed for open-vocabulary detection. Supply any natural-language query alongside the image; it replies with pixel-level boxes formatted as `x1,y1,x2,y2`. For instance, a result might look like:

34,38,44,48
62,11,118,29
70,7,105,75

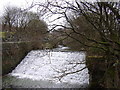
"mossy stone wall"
86,56,120,89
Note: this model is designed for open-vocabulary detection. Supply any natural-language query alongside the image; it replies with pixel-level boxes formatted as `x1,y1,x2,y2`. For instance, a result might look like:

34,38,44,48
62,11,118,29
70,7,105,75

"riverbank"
2,43,120,89
2,41,43,75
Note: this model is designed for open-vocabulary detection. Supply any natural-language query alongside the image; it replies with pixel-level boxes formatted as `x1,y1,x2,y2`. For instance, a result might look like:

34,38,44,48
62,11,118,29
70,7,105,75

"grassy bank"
2,41,43,75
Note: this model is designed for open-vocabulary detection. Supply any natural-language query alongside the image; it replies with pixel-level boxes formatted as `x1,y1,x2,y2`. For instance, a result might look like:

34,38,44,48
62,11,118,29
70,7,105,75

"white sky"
0,0,96,17
1,0,118,29
0,0,65,30
0,0,119,16
0,0,47,16
0,0,65,29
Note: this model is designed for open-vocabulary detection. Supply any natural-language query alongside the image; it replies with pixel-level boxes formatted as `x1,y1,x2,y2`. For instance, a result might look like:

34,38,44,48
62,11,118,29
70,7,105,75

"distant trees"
27,19,48,39
2,6,21,32
63,15,98,51
38,1,120,59
2,6,48,42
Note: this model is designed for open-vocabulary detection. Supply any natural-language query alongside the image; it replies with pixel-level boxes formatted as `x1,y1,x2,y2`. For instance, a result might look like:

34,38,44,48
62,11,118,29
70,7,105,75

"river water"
3,47,89,88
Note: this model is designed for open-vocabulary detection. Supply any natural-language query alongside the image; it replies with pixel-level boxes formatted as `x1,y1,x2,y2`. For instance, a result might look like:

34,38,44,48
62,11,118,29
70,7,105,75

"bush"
2,41,43,75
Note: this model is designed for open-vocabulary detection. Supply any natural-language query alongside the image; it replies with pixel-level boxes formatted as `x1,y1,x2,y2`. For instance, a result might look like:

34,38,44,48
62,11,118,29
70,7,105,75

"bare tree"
35,0,120,60
2,6,21,32
2,6,48,42
34,0,120,88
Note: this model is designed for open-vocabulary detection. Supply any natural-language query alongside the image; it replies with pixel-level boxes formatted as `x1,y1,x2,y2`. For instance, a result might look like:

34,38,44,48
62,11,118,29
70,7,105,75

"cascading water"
3,48,89,88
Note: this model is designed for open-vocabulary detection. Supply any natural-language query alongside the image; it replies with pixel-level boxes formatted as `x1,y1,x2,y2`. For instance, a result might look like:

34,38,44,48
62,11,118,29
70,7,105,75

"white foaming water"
10,49,89,87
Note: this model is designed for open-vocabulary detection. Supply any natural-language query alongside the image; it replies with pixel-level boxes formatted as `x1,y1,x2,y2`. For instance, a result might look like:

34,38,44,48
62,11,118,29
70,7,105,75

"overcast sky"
1,0,119,16
0,0,66,29
0,0,96,16
0,0,47,16
1,0,118,29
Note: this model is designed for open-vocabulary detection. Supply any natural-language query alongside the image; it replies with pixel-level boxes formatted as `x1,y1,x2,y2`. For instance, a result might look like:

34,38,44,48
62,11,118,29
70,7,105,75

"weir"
3,49,89,88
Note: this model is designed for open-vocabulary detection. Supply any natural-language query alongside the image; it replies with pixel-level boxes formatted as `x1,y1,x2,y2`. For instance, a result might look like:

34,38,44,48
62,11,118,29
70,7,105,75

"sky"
0,0,26,16
1,0,119,29
0,0,61,26
0,0,97,16
1,0,119,16
0,0,46,16
0,0,66,30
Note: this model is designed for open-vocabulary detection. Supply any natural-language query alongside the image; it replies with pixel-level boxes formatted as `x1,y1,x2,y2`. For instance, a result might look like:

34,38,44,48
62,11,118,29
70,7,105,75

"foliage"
1,6,48,42
40,1,120,59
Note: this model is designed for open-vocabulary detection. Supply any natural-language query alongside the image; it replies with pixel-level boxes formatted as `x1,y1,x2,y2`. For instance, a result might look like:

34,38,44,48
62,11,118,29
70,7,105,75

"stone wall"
2,41,43,75
86,56,120,89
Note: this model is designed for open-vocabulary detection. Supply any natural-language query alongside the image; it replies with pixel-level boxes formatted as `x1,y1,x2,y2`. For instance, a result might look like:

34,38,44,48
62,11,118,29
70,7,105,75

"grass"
0,31,15,38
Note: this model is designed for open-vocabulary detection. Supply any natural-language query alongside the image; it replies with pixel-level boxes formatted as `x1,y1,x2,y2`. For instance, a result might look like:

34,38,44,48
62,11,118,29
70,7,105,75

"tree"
35,1,120,88
37,0,120,60
2,6,48,42
63,15,99,51
26,18,48,41
2,6,21,32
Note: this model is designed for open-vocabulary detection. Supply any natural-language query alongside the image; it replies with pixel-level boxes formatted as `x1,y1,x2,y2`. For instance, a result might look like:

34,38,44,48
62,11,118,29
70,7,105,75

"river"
3,47,89,88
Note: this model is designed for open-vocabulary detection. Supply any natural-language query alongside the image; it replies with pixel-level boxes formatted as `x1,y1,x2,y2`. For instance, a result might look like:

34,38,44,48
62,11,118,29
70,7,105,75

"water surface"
3,48,89,88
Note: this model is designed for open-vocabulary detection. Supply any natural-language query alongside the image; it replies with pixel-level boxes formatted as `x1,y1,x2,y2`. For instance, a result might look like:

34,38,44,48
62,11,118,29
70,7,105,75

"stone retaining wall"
86,56,120,89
